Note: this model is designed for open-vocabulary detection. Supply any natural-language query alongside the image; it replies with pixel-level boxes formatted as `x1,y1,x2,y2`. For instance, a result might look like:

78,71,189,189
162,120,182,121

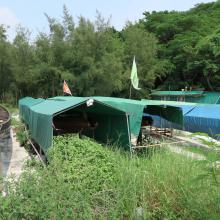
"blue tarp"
184,105,220,136
146,102,220,137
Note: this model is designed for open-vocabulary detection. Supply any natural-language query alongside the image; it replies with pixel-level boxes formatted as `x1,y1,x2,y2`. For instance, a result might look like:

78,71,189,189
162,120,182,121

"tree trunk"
206,75,214,91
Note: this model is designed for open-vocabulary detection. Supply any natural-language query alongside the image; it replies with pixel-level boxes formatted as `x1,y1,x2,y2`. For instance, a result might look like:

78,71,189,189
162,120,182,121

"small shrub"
15,123,28,146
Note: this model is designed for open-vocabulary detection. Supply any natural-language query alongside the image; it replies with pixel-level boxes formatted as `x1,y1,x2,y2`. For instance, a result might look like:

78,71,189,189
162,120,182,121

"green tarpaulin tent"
19,97,45,126
21,97,130,152
19,96,183,153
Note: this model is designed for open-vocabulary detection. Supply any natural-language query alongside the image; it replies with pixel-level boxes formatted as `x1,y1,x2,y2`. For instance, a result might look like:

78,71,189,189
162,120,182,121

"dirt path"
167,145,206,160
0,128,29,178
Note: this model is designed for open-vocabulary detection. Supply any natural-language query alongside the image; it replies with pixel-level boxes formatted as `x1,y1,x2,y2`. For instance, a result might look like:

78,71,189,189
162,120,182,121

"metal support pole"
129,84,132,99
0,142,2,192
126,113,132,156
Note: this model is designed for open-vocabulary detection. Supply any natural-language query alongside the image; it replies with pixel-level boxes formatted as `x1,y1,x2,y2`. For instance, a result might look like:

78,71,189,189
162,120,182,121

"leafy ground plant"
0,135,220,219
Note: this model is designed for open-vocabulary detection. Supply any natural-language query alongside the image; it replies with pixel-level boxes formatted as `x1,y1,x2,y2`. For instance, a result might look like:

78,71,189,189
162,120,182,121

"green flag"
130,56,141,90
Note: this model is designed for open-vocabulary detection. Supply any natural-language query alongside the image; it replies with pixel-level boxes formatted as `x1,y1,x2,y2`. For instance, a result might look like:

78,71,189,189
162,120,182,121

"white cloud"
0,7,20,40
0,6,20,27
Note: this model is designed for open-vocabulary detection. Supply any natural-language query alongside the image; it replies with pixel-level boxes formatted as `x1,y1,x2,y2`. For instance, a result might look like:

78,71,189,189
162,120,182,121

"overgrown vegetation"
1,135,220,219
0,103,18,115
14,122,29,147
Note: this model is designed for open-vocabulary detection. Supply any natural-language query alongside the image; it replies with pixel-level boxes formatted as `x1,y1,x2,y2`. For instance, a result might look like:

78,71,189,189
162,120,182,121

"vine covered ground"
0,135,220,219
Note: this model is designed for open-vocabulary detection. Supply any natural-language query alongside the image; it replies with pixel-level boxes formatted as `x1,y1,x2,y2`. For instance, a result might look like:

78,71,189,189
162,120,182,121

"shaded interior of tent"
52,100,130,150
19,97,183,154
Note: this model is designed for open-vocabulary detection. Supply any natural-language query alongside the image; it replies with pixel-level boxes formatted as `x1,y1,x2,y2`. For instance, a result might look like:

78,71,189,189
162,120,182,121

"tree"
191,29,220,90
140,1,220,90
121,24,159,98
70,14,124,96
12,26,37,98
0,25,13,102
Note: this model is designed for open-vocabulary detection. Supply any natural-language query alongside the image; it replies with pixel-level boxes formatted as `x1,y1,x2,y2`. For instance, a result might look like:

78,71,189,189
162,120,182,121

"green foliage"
141,1,220,90
121,24,159,98
1,2,220,102
0,8,159,102
16,127,28,147
49,135,117,192
0,135,220,219
191,132,209,137
2,2,220,101
14,120,29,147
184,145,220,162
0,103,18,115
0,25,14,102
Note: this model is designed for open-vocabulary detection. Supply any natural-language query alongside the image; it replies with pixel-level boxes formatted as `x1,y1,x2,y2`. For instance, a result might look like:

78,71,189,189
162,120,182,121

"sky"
0,0,215,40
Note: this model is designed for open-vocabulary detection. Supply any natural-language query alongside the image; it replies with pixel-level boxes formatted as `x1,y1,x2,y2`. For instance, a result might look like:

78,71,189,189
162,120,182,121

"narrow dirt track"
0,128,29,179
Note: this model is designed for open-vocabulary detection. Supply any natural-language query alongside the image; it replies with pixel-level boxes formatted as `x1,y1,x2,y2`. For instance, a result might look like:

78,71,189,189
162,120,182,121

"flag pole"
129,82,132,99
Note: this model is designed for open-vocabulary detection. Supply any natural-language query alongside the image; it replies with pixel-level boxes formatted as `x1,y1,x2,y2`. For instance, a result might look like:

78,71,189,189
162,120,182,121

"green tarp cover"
50,96,145,141
28,97,130,152
189,92,220,104
151,90,204,96
19,96,183,152
140,100,183,125
52,96,183,137
19,97,45,125
94,97,183,134
151,91,220,104
141,100,197,106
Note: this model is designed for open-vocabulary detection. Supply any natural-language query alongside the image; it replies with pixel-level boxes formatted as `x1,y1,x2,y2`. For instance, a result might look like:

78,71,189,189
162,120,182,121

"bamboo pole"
28,139,45,165
132,140,185,149
24,126,45,165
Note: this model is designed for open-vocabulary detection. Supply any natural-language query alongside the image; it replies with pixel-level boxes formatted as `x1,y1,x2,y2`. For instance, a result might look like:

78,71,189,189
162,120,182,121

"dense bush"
0,135,220,219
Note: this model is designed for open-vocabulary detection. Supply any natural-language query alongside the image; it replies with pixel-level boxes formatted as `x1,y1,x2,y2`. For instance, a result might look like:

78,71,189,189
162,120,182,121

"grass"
0,135,220,219
184,145,220,161
0,103,18,115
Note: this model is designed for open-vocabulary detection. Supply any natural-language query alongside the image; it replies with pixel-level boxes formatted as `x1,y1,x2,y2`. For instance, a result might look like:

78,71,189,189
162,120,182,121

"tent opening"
136,104,183,146
53,110,98,137
52,101,130,149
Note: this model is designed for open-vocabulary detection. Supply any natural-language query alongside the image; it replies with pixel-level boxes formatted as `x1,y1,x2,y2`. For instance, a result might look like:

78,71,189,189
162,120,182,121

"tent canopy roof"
19,96,184,152
51,96,183,126
23,97,129,152
151,90,204,97
31,97,126,116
